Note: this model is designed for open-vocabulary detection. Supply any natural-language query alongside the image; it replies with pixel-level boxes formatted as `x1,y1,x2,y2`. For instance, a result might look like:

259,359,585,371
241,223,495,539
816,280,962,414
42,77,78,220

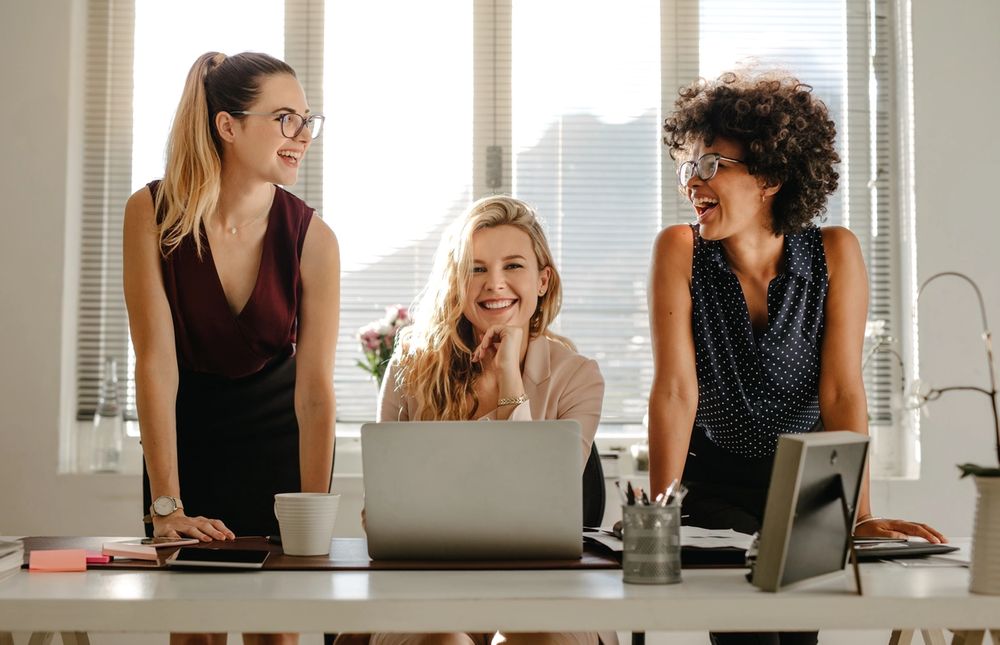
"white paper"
585,525,754,552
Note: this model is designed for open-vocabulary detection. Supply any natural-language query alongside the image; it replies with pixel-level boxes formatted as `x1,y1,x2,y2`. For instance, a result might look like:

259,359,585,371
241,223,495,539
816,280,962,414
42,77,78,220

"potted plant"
910,272,999,594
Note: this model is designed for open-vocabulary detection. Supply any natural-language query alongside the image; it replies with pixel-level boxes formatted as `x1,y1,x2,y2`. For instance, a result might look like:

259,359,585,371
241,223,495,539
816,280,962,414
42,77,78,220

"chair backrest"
582,443,605,528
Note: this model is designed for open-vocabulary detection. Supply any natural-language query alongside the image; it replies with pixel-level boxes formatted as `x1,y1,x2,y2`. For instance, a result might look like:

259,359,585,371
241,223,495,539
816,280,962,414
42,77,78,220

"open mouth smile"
692,196,718,221
478,298,518,312
278,150,302,167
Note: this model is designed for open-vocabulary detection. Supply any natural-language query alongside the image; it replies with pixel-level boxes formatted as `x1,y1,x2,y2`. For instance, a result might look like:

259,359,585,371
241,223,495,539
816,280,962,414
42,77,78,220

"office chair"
582,442,606,528
581,446,643,645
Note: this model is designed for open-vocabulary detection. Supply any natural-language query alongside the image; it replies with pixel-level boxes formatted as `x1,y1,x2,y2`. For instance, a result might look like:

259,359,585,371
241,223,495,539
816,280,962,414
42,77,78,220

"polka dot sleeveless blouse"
690,224,829,458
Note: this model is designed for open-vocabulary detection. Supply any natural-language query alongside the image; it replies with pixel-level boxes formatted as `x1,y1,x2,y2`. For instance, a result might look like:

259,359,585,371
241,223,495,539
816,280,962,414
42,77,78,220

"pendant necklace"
226,188,273,236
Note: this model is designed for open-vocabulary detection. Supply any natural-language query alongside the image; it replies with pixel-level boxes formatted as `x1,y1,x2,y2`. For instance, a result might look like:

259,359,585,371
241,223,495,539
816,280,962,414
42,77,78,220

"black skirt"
143,354,301,537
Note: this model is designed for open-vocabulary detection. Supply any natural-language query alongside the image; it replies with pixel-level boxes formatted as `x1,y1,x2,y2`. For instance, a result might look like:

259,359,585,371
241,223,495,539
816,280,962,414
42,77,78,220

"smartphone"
167,547,270,569
140,537,200,546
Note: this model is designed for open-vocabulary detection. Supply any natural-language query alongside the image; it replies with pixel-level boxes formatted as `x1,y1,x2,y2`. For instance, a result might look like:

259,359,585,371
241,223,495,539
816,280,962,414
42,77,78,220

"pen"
614,481,629,505
625,481,636,506
640,488,650,505
661,478,678,507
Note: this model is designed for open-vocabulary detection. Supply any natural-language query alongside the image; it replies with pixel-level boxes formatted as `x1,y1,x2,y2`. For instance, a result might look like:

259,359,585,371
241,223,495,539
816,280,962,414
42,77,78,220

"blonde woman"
123,51,339,645
369,196,609,645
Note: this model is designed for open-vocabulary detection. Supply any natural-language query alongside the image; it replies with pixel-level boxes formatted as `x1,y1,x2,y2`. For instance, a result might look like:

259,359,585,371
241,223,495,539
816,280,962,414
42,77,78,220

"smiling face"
221,73,313,186
681,136,776,240
461,225,551,338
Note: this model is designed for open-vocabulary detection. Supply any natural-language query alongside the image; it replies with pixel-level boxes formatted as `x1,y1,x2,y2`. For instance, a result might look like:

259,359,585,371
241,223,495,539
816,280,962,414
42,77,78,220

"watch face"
153,497,176,516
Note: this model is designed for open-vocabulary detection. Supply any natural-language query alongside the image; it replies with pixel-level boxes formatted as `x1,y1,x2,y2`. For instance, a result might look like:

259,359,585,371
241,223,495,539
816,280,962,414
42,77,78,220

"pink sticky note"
29,549,87,572
85,551,112,564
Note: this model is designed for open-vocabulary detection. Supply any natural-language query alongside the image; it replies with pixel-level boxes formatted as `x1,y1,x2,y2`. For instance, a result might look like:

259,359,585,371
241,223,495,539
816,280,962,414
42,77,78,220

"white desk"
0,541,997,636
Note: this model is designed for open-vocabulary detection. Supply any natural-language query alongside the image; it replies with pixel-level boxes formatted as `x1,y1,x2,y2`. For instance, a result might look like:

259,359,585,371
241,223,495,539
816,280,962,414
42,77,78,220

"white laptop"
361,420,583,560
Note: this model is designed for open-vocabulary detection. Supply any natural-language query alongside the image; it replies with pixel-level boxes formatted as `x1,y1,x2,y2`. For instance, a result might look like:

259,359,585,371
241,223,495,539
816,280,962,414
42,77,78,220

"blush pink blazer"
378,335,605,463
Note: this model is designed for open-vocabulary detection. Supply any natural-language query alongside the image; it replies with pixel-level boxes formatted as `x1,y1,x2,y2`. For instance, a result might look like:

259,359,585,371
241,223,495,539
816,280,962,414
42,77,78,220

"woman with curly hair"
366,195,607,645
647,70,943,644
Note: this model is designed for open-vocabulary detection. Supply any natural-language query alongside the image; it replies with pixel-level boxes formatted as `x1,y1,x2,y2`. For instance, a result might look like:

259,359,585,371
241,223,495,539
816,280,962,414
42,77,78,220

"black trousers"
683,427,819,645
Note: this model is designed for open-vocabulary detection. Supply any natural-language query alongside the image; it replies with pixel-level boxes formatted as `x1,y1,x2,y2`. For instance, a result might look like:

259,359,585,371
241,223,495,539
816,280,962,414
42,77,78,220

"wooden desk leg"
24,634,90,645
891,630,915,645
951,630,986,645
990,631,1000,645
59,634,91,645
921,630,947,645
0,631,14,645
27,634,54,645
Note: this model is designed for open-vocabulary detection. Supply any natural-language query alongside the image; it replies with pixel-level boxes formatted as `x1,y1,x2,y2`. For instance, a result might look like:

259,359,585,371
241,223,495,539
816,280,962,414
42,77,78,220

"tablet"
166,547,269,570
852,541,959,562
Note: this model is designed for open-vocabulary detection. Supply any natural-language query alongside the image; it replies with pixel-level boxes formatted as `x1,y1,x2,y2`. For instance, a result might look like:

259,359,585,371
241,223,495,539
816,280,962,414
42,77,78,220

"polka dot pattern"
690,224,829,458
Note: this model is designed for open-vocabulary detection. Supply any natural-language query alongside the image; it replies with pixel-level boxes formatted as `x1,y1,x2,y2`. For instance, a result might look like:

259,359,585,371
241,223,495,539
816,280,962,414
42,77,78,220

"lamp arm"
918,271,1000,467
925,385,996,399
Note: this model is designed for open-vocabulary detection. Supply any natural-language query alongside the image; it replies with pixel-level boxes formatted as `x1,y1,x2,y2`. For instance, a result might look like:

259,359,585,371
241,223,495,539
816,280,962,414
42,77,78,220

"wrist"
145,495,184,523
497,393,528,408
853,514,883,530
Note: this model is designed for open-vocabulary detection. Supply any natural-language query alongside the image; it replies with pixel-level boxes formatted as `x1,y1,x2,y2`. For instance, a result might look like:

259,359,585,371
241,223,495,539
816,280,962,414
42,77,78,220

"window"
76,0,911,475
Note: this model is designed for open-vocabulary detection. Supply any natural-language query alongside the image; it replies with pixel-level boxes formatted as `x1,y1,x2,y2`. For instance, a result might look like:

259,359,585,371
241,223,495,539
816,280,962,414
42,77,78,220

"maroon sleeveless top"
149,181,314,378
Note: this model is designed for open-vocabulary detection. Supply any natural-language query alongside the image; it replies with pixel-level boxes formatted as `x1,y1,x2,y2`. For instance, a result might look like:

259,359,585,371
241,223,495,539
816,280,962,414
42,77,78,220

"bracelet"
497,394,528,407
854,515,883,530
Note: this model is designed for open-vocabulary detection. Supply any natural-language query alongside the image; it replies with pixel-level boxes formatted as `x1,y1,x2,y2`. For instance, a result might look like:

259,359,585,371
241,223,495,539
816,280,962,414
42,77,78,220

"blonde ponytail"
156,52,225,258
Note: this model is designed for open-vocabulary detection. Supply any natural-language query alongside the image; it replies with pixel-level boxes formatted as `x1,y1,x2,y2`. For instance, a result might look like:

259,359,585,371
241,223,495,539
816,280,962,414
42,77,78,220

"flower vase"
970,475,1000,594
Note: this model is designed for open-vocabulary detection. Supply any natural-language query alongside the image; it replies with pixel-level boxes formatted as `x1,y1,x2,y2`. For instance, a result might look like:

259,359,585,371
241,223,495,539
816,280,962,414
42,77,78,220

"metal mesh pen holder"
621,503,682,584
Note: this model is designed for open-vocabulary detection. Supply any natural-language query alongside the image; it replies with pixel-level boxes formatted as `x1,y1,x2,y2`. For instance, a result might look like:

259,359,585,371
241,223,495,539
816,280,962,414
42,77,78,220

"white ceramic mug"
273,492,340,556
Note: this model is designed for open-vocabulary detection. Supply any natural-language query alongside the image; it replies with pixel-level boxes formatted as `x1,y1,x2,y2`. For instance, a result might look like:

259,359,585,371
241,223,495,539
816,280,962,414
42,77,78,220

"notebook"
361,420,583,560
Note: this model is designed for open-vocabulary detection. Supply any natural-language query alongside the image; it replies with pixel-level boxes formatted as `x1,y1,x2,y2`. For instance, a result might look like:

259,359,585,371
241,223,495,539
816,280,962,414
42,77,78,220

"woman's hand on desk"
853,516,947,544
152,512,235,542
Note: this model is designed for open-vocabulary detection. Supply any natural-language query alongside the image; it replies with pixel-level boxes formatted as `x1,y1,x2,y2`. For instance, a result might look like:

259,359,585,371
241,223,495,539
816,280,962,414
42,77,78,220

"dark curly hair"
662,70,840,235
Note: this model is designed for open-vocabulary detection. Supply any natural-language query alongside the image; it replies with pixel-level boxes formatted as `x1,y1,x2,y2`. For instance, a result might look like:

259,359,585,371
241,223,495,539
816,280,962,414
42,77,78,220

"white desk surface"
0,539,996,635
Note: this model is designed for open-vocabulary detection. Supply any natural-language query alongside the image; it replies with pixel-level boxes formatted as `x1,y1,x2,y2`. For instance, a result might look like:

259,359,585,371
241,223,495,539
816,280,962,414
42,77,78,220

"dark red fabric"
149,180,313,378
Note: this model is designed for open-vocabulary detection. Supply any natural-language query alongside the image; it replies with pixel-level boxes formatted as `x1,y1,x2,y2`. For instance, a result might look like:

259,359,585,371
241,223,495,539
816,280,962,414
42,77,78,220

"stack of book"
0,539,24,580
102,537,198,562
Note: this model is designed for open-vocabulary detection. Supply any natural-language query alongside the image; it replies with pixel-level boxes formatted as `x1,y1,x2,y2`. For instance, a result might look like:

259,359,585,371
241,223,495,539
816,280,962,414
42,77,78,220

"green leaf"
957,463,1000,478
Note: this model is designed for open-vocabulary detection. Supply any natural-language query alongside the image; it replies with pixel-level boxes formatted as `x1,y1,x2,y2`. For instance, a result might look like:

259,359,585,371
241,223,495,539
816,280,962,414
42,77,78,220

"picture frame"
751,430,869,592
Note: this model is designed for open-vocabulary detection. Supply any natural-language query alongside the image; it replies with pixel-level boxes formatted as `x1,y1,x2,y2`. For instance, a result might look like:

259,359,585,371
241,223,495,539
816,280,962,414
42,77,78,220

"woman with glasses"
647,70,944,645
123,51,338,645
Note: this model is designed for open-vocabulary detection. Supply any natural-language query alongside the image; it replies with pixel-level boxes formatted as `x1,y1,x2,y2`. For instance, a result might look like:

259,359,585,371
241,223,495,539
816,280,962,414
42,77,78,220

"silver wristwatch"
150,495,183,518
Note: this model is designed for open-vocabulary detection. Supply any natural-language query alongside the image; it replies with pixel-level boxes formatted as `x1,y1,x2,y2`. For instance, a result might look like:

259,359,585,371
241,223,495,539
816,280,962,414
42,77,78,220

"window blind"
284,0,324,211
75,0,134,420
507,0,662,424
79,0,905,468
324,0,474,421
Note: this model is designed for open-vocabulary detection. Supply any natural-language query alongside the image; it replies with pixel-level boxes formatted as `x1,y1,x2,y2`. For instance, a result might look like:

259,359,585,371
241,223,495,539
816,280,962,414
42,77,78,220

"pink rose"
386,305,410,326
359,326,382,351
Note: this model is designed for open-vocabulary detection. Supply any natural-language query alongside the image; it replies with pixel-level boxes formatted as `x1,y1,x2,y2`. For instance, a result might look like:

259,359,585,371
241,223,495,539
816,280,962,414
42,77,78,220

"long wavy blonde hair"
396,196,571,420
155,51,295,257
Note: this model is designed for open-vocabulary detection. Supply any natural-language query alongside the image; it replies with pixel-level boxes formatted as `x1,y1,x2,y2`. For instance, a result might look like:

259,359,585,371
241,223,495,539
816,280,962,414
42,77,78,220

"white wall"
872,0,1000,536
2,0,999,540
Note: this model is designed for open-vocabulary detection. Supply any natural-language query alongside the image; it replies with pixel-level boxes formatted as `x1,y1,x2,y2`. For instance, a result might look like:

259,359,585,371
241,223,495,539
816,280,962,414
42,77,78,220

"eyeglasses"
229,111,326,140
677,152,744,186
